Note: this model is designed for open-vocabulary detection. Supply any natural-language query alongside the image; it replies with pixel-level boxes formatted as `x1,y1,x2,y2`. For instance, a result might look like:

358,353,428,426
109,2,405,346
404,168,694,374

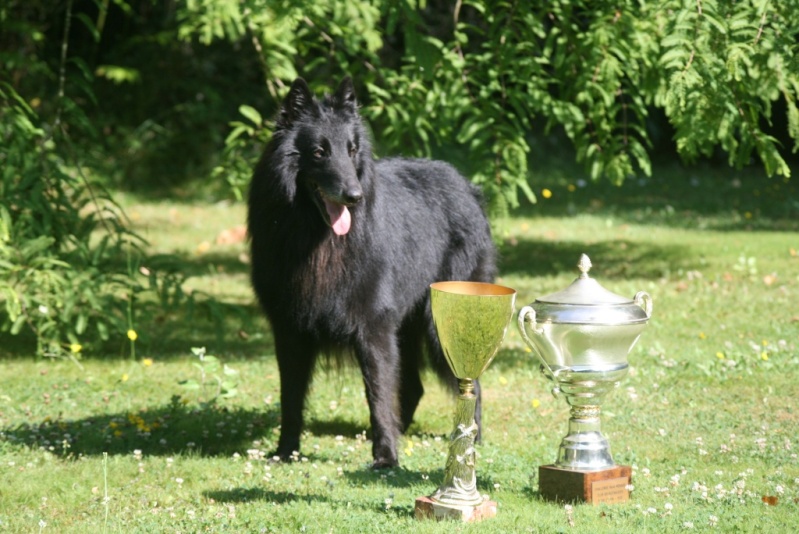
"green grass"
1,163,798,532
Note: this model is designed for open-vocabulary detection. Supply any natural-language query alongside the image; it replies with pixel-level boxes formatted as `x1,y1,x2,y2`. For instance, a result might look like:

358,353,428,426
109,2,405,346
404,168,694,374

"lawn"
1,162,798,533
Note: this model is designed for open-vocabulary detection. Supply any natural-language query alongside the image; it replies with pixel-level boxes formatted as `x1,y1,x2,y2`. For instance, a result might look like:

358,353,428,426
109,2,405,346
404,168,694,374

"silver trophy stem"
430,378,484,507
556,404,614,470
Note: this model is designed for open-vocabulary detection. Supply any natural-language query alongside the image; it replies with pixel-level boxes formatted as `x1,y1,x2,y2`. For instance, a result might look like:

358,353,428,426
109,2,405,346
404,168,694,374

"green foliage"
0,4,209,359
181,0,798,217
0,82,145,356
657,0,799,177
213,104,272,201
178,347,240,405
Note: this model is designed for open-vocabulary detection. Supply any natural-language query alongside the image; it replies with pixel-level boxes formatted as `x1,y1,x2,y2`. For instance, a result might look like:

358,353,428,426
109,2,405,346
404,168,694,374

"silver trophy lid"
533,254,650,325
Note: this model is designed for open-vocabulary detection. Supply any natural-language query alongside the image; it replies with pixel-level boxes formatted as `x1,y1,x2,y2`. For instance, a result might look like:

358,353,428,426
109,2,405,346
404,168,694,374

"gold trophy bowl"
414,281,516,522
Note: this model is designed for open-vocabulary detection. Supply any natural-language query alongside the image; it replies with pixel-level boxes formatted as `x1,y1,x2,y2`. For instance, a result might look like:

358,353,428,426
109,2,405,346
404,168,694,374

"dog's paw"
268,449,297,463
370,457,399,470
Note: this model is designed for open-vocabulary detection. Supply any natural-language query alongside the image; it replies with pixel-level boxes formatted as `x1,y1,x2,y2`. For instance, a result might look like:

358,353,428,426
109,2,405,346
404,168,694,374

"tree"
181,0,798,215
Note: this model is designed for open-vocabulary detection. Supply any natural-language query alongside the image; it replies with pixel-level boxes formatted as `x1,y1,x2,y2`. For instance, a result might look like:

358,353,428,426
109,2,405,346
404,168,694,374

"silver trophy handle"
518,306,561,395
634,291,653,318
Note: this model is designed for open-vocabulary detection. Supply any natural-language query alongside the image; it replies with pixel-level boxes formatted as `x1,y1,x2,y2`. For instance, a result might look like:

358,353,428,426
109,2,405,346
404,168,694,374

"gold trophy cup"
414,281,516,522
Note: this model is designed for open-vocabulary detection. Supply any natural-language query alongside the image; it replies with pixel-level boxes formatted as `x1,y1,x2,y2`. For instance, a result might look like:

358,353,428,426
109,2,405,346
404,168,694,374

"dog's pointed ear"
333,76,357,111
278,78,313,128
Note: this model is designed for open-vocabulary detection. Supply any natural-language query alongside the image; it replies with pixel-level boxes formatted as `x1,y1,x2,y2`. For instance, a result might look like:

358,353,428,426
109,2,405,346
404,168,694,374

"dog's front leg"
272,332,316,461
355,330,402,469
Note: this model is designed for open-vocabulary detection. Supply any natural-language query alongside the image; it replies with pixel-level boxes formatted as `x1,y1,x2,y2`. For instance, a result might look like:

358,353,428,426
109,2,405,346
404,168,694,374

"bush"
0,82,143,356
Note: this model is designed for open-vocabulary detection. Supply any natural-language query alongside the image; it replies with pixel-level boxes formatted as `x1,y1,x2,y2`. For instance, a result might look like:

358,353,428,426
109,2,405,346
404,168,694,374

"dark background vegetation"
1,0,797,355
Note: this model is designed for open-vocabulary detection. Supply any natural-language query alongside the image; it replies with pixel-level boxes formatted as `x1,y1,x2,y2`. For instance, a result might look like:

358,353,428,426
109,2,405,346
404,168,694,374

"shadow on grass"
344,466,500,494
499,237,693,279
306,418,368,440
520,158,799,232
1,403,386,460
130,299,272,360
144,250,251,278
204,487,332,505
1,400,280,457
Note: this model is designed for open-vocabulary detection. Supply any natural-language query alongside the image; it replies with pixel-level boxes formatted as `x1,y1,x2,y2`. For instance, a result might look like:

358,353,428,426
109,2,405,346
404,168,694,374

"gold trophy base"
538,464,632,505
414,496,497,522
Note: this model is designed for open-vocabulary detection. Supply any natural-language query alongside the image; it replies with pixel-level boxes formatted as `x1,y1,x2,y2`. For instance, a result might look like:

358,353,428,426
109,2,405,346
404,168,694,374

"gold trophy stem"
430,378,483,507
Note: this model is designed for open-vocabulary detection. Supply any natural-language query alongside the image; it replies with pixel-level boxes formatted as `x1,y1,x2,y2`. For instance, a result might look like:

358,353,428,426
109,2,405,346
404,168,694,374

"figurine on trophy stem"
414,281,516,522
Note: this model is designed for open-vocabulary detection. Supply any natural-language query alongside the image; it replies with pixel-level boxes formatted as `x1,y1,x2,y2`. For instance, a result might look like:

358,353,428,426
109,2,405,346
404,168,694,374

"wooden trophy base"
414,496,497,522
538,464,632,505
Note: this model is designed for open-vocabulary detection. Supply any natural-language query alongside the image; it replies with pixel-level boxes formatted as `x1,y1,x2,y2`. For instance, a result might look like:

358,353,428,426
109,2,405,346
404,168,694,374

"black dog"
248,77,496,468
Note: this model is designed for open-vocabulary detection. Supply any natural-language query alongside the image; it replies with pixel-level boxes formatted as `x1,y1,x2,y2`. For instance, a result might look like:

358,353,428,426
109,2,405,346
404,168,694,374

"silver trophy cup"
517,254,652,503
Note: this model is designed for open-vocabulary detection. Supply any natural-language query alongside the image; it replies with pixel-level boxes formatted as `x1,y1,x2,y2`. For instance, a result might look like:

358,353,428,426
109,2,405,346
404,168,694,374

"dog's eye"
313,147,325,159
349,146,358,158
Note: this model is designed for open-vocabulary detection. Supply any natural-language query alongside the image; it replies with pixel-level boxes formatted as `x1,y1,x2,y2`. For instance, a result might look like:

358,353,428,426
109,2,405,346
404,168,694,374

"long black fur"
248,77,497,468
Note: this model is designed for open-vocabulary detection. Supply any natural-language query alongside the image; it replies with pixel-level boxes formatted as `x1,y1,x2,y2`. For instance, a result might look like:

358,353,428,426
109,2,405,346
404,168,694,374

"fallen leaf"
762,495,778,506
216,225,248,245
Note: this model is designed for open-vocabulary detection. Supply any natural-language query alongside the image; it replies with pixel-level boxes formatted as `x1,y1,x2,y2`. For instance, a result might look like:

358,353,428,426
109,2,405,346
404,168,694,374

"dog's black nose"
344,188,363,205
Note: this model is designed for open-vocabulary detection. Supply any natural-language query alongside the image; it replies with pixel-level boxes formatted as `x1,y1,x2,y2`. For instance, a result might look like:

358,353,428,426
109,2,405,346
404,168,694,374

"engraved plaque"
591,476,629,505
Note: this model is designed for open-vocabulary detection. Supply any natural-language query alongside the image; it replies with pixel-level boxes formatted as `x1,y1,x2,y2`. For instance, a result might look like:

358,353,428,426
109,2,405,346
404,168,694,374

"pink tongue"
324,200,351,235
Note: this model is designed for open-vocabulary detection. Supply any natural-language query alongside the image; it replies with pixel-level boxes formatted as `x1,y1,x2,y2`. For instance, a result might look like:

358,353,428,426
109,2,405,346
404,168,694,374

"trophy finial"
578,254,592,278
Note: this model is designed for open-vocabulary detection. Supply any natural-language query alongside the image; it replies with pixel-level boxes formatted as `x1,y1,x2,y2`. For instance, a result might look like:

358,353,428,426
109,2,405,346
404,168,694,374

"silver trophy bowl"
518,254,652,471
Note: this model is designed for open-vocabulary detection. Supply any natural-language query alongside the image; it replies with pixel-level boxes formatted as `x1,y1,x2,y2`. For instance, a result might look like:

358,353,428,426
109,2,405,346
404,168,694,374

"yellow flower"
567,184,576,192
499,376,508,385
760,352,769,361
542,188,553,199
532,399,541,409
121,373,129,382
70,343,82,354
142,358,153,367
127,329,138,341
699,332,706,340
716,352,725,360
